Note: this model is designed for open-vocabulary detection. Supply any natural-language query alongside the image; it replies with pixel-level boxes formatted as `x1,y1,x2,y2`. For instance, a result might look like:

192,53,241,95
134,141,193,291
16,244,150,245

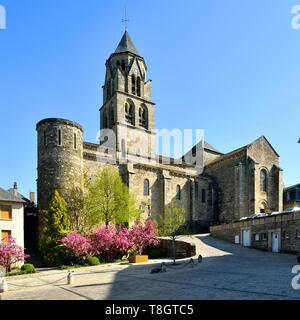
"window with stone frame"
262,233,268,241
131,74,136,95
74,133,77,150
103,111,108,128
260,169,268,192
137,77,141,97
139,105,148,129
58,129,62,146
283,231,289,240
144,179,150,196
125,102,134,125
201,189,206,203
106,79,112,100
110,108,115,128
176,185,181,200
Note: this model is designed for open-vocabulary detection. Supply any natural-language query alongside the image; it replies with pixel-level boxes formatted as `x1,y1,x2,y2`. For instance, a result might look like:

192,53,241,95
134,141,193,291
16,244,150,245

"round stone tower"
36,118,84,211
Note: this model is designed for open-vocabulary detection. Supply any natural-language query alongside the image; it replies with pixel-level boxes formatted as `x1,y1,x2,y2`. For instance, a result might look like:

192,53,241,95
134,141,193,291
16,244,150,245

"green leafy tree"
40,190,72,266
157,201,187,265
67,184,85,233
84,165,139,229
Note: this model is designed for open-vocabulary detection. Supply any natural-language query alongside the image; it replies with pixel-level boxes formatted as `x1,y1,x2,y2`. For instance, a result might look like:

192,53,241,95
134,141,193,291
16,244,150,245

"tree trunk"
172,237,176,265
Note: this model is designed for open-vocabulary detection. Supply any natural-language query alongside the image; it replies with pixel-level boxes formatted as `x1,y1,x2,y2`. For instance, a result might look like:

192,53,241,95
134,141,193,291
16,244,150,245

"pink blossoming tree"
61,219,160,264
129,220,160,255
90,225,134,262
0,237,28,272
60,233,93,261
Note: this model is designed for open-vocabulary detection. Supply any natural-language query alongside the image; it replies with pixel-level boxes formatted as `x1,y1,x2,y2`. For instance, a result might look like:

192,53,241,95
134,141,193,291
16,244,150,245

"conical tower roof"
115,31,139,55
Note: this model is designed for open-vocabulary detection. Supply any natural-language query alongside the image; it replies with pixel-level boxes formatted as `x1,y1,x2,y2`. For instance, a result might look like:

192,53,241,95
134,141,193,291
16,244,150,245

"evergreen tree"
40,190,72,266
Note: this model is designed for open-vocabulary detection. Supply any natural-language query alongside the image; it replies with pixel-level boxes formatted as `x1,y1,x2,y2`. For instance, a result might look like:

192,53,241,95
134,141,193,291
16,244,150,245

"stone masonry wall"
210,211,300,254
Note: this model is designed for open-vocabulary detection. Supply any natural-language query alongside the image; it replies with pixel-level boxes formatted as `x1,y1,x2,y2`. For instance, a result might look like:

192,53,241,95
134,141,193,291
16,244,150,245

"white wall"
0,202,24,248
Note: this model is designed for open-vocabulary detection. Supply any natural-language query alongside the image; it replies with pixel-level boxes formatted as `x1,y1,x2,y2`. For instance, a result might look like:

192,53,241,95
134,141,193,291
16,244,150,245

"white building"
0,183,25,248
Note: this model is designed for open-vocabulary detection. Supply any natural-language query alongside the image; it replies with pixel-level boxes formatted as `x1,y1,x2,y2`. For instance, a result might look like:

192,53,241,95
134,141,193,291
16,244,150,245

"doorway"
271,232,279,253
242,229,251,247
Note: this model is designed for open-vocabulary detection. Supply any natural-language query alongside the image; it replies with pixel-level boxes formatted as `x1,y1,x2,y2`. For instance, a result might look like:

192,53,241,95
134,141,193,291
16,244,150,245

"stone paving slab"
1,235,300,300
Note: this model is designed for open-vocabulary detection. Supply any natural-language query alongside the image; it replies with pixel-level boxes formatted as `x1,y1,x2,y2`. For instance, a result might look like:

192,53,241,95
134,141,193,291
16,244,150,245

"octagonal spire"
115,31,139,56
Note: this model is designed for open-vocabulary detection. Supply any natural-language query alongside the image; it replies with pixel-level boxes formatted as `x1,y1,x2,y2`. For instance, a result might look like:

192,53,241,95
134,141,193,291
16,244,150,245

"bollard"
67,271,74,285
198,255,203,263
189,258,195,267
161,262,167,272
0,277,8,293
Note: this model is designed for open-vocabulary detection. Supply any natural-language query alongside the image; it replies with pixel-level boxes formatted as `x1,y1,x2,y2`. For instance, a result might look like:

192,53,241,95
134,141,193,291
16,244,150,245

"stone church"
36,31,283,231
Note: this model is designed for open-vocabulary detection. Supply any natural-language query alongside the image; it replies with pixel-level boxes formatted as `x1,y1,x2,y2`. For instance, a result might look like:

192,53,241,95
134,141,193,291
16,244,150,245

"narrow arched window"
122,60,126,71
110,108,115,127
260,170,268,192
125,102,134,125
58,129,62,146
176,185,181,200
137,77,141,97
43,131,47,146
74,133,77,149
103,112,108,128
132,75,136,95
139,105,148,129
144,179,150,196
117,60,121,67
106,79,111,100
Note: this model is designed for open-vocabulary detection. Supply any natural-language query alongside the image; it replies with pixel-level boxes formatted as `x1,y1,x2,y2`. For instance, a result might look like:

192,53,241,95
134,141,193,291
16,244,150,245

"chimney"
13,182,18,197
30,192,35,204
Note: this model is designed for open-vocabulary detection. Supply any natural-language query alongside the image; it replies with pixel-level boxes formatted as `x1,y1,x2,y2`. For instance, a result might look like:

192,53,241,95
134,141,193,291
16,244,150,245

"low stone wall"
156,238,196,259
210,211,300,254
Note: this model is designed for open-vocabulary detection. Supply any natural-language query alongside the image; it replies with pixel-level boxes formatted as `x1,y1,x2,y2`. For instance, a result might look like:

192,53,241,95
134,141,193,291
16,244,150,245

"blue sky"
0,0,300,196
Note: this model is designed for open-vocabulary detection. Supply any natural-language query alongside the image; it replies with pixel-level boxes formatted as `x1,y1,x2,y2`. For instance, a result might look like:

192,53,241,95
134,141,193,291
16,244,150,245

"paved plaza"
1,235,300,300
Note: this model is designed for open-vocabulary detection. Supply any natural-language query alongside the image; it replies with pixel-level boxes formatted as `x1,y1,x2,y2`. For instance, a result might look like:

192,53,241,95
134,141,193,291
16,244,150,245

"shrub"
40,240,74,267
147,247,166,259
86,256,100,266
21,264,36,274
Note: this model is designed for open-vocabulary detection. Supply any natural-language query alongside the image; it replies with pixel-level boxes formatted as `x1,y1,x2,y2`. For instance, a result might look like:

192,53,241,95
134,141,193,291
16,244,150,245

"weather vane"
122,6,130,31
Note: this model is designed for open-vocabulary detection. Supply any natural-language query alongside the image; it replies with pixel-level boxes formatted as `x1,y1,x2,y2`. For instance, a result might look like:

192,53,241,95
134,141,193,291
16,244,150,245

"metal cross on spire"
121,6,130,31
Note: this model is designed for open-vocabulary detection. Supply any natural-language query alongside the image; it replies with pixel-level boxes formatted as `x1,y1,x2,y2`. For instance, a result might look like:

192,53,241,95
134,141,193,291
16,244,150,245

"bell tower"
100,31,156,162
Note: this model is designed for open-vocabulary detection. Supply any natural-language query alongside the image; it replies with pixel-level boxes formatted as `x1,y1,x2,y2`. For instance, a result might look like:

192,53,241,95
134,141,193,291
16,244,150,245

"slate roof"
188,140,223,155
0,187,25,203
284,183,300,192
115,31,139,56
205,136,279,168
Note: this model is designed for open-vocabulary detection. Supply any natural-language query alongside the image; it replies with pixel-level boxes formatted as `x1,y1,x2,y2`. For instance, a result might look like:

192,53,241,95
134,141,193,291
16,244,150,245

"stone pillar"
161,170,172,213
234,162,247,220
